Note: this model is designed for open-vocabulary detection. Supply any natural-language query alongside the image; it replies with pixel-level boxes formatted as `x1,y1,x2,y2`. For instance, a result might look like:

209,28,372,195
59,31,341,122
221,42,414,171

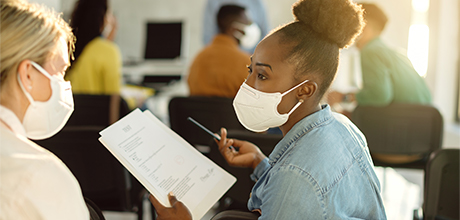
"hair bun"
292,0,364,48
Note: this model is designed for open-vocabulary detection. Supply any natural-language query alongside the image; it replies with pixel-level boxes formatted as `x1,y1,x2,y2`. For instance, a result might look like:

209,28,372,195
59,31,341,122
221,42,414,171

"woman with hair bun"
149,0,387,219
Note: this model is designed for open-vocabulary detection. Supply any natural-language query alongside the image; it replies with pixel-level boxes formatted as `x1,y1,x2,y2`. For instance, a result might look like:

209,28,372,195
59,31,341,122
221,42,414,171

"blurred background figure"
202,0,269,53
65,0,122,123
188,5,251,98
328,3,432,115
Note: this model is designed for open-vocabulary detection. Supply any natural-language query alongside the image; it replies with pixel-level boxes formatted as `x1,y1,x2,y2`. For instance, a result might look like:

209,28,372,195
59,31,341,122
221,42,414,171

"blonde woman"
0,0,89,218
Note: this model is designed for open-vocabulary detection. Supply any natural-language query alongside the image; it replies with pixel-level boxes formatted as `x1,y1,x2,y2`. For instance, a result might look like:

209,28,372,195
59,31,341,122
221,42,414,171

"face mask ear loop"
286,99,304,115
17,73,35,106
30,61,53,79
281,79,309,96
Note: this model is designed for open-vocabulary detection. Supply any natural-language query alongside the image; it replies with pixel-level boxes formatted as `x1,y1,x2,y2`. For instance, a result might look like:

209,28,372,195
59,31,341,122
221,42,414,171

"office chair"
421,149,459,220
85,197,106,220
211,210,260,220
66,94,131,127
351,103,443,169
209,130,283,211
168,96,245,153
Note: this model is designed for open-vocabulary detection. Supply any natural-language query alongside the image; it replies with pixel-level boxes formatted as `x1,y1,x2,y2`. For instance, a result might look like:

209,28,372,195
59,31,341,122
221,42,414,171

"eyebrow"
250,57,273,72
255,62,273,72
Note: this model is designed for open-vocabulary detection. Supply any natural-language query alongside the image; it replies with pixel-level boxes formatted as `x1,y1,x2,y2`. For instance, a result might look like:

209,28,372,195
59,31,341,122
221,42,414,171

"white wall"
426,0,460,147
29,0,61,11
426,0,459,123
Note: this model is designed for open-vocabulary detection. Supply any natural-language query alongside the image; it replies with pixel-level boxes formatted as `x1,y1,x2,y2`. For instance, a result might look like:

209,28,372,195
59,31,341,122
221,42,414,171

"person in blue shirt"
149,0,387,219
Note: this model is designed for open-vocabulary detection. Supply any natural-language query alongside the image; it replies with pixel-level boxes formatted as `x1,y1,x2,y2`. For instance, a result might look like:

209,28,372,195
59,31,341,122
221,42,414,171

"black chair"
422,149,459,220
351,103,443,169
85,197,106,220
209,130,283,211
168,96,245,153
211,210,260,220
67,94,130,127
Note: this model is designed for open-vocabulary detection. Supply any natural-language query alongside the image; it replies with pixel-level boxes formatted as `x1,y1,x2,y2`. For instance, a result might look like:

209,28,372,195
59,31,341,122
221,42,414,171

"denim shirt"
248,105,387,220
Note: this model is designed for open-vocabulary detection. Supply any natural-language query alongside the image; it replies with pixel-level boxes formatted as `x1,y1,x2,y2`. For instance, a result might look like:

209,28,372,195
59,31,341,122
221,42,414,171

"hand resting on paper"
215,128,267,170
149,192,192,220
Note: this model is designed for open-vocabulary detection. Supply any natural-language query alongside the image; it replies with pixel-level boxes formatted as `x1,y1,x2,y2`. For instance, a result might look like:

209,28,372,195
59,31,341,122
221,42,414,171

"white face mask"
233,22,261,50
18,61,74,140
233,80,309,132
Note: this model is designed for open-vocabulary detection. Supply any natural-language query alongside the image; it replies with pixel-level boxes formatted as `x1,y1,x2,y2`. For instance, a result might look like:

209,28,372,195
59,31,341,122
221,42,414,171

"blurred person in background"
329,3,431,108
188,5,251,98
202,0,269,53
65,0,122,123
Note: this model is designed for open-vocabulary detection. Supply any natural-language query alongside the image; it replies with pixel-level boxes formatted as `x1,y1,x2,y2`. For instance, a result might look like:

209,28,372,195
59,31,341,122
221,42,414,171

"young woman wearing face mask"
149,0,387,219
0,0,89,218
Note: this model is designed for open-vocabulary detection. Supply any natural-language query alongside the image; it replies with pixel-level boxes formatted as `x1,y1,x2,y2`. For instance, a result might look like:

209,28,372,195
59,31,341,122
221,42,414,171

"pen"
187,117,235,151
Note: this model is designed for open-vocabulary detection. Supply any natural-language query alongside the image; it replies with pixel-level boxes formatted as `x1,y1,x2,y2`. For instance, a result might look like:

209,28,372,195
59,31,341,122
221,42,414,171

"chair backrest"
67,94,131,127
209,130,283,208
423,149,459,220
211,210,260,220
85,197,106,220
351,103,443,159
168,96,245,149
34,126,135,211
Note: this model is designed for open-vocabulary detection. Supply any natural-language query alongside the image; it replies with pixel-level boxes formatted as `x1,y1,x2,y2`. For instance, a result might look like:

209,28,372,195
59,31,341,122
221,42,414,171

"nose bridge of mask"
242,82,282,99
241,83,258,97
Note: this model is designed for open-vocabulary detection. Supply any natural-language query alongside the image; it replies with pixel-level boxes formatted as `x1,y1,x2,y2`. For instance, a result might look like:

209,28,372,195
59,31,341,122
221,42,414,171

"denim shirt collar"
268,104,333,166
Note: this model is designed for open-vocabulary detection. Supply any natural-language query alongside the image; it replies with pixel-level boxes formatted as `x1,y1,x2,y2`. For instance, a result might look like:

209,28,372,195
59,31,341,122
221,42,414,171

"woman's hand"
149,192,192,220
216,128,267,169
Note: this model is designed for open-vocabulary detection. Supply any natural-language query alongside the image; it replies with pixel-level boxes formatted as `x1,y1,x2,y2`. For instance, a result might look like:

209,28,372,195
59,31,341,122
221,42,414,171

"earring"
28,85,32,90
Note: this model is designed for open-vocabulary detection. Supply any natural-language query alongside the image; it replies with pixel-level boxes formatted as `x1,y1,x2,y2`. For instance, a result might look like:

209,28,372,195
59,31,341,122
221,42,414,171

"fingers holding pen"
215,128,236,156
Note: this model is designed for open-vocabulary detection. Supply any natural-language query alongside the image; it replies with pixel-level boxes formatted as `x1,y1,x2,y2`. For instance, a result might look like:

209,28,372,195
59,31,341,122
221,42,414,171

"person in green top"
354,3,431,106
330,3,431,107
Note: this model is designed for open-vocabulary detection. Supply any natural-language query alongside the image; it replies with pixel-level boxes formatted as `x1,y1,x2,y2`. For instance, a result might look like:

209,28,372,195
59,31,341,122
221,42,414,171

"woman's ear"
17,60,34,93
297,81,317,100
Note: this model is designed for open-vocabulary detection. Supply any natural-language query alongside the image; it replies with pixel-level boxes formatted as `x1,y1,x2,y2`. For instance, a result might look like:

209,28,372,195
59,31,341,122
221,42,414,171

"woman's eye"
257,73,267,80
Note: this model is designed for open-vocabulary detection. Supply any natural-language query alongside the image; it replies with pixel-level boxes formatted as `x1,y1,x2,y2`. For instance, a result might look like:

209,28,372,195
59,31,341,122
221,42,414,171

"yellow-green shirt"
66,37,121,95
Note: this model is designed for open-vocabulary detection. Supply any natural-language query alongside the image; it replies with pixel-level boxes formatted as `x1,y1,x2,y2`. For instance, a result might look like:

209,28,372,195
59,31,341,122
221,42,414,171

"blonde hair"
0,0,75,85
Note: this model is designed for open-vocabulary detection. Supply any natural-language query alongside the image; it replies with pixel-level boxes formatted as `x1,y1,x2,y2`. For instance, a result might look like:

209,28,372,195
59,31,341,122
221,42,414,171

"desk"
122,61,185,90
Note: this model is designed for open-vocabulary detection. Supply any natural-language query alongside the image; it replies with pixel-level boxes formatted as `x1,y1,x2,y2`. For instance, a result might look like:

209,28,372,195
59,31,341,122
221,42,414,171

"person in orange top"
187,5,252,98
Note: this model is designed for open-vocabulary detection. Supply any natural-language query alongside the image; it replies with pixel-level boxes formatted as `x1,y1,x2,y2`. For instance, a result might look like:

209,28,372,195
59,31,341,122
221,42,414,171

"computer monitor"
144,22,182,60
